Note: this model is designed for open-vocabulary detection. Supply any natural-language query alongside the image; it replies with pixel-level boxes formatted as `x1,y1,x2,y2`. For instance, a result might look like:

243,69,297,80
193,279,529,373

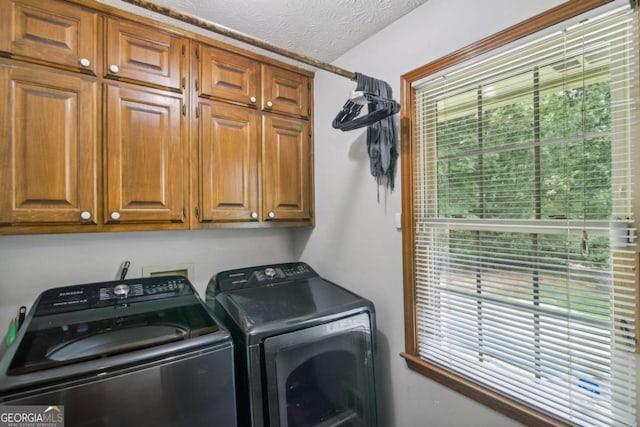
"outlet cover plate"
142,263,194,279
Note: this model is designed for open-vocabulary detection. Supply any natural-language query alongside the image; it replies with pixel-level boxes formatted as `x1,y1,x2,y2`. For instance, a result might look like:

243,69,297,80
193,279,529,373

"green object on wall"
5,318,16,347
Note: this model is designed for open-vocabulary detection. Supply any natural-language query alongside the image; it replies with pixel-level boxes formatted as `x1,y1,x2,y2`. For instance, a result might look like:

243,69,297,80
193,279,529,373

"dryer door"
263,312,376,427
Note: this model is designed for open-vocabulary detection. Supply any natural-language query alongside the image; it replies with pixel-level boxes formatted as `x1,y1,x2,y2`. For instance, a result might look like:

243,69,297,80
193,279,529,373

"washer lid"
7,297,219,376
216,277,371,336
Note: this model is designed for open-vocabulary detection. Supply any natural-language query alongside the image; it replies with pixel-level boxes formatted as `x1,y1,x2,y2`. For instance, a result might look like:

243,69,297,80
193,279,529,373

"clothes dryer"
210,262,377,427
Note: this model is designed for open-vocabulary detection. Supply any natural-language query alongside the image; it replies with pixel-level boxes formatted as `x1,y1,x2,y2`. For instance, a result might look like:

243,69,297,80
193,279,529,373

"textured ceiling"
100,0,429,64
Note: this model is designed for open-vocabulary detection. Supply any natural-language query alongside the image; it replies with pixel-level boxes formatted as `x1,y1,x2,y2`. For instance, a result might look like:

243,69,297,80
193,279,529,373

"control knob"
265,268,277,279
113,284,130,298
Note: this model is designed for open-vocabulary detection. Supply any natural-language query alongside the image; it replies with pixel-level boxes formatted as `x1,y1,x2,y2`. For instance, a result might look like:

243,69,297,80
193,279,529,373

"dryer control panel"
214,262,318,293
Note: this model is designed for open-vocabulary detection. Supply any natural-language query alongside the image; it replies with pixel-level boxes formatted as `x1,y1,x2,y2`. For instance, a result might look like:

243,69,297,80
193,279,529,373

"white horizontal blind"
413,6,638,426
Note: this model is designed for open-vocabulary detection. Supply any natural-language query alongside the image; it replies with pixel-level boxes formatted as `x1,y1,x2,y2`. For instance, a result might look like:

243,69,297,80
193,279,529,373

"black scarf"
355,73,398,195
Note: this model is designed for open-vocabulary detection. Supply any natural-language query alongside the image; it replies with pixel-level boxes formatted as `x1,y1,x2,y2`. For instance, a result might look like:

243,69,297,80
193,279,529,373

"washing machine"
0,275,237,427
208,262,377,427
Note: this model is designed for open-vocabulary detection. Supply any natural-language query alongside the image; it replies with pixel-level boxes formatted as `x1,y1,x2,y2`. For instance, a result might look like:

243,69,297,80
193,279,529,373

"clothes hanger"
332,90,400,131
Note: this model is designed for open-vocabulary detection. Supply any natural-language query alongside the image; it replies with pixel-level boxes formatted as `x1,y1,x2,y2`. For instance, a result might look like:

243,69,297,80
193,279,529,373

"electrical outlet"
142,263,194,279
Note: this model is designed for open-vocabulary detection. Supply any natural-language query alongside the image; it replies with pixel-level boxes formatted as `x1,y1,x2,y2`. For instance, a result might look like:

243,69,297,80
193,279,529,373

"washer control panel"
35,276,193,316
215,262,317,293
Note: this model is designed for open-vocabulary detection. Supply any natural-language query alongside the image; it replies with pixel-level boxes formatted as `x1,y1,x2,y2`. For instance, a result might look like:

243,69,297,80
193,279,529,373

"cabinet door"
261,65,309,118
105,83,187,225
0,63,97,225
198,45,259,106
262,115,312,222
198,101,259,222
106,18,184,91
0,0,98,73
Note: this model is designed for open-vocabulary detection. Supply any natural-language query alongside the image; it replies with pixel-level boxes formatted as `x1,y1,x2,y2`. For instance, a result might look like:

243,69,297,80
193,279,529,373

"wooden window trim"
400,1,616,425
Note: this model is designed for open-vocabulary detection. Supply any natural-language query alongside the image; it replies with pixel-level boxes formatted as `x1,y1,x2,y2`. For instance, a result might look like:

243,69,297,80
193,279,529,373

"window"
401,2,639,426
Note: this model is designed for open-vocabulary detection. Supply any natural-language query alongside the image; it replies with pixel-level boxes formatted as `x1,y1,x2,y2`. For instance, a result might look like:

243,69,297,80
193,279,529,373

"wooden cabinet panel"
198,101,259,222
106,18,184,91
262,65,310,118
262,115,312,222
0,0,98,73
0,63,97,225
105,83,186,225
198,45,259,106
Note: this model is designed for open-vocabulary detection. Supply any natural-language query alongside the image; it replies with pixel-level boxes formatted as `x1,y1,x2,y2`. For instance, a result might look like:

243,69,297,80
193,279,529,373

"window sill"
401,352,570,427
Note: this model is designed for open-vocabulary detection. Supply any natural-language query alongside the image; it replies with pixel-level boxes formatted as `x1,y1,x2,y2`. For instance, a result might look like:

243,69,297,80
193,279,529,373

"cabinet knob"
79,58,91,67
109,64,120,74
266,101,273,109
250,96,257,104
110,212,121,221
251,212,258,219
268,211,275,219
80,211,92,220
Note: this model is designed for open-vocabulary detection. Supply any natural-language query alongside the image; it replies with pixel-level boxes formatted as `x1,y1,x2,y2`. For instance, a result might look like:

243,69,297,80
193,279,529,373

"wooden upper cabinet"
105,18,185,92
262,65,310,118
0,1,314,234
198,100,259,223
262,115,312,222
198,44,260,106
0,63,97,225
0,0,98,73
105,82,187,225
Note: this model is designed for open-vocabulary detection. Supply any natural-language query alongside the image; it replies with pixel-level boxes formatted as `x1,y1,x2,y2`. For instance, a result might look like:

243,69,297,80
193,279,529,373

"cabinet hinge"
182,104,186,116
195,79,199,91
195,206,200,220
182,77,186,90
182,45,186,56
195,106,200,119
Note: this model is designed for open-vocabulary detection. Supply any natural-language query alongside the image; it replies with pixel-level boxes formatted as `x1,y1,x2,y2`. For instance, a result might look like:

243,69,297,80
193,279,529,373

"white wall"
0,229,295,326
293,0,566,426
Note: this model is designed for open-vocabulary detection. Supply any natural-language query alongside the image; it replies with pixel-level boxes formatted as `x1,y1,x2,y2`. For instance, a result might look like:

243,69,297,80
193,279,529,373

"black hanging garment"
332,73,399,194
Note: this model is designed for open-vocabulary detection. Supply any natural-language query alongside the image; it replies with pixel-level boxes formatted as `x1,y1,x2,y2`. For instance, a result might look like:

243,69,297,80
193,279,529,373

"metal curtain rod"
121,0,358,80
